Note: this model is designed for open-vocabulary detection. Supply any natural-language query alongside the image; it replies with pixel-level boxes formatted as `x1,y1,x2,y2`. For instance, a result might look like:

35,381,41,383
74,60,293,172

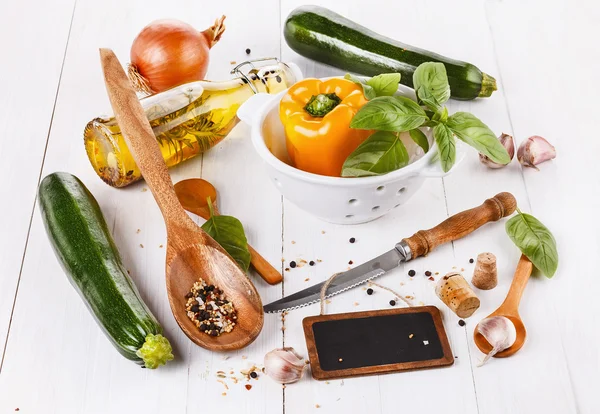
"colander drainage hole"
397,187,406,195
345,214,354,218
372,206,380,211
394,204,401,208
376,185,385,192
348,198,358,205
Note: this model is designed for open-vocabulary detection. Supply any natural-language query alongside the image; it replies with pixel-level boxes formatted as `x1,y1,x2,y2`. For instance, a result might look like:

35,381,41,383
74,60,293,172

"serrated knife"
264,193,516,313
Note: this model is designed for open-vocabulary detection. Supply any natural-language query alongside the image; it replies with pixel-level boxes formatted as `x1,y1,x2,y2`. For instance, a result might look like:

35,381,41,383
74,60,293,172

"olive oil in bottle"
84,59,299,187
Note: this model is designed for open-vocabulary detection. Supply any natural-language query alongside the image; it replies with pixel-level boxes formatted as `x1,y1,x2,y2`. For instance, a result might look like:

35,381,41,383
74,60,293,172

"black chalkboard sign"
303,306,453,380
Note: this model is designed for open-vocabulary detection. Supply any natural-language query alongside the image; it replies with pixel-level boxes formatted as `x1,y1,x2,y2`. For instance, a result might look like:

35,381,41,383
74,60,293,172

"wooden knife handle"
402,192,517,259
248,245,283,285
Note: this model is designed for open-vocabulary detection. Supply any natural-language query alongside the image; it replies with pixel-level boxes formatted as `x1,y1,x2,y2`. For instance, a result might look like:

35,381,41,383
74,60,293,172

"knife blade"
264,192,518,313
263,243,409,313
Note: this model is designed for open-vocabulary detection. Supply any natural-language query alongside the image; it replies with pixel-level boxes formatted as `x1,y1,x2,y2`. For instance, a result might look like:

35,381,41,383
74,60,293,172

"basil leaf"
201,202,251,272
433,123,456,172
432,106,448,124
344,73,376,100
366,73,401,97
447,112,511,165
409,128,429,153
341,131,409,177
506,212,558,278
350,96,428,132
413,62,451,108
417,88,443,113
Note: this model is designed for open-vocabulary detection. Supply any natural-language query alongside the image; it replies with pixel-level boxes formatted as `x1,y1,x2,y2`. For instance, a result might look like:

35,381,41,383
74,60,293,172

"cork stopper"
471,252,498,290
435,272,480,318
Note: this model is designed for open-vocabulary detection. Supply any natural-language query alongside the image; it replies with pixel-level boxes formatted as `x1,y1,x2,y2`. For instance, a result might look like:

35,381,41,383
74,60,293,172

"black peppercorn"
309,261,315,266
349,237,356,243
250,371,258,379
245,48,251,54
185,292,193,299
458,319,466,327
389,300,396,306
290,261,297,268
190,304,200,313
425,271,432,276
366,288,373,295
408,270,416,277
469,258,474,264
348,260,353,265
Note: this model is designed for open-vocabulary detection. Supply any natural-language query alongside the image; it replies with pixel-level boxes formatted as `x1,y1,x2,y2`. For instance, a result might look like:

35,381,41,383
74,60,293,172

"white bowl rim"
250,81,440,188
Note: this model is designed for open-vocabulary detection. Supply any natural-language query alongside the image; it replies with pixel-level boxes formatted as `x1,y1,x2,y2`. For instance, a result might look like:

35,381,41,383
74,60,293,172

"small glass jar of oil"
84,58,300,187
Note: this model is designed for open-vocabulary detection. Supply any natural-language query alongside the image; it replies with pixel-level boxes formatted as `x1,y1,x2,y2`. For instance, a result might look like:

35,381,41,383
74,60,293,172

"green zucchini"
38,172,173,369
284,5,496,100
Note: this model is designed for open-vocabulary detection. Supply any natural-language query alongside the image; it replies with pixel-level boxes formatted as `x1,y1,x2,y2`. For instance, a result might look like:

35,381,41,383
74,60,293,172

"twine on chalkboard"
319,272,414,315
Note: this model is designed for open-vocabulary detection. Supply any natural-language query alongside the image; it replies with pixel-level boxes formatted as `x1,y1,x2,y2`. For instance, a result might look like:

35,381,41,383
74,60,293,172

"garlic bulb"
479,133,514,168
477,316,517,366
517,135,556,169
264,347,307,384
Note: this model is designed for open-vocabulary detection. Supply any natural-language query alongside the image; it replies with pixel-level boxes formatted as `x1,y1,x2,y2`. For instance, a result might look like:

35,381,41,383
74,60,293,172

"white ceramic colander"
237,82,465,224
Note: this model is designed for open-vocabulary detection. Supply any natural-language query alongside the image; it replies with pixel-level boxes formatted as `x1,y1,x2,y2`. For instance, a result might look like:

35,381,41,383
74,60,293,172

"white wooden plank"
484,1,600,413
279,1,479,413
0,0,76,358
0,0,283,412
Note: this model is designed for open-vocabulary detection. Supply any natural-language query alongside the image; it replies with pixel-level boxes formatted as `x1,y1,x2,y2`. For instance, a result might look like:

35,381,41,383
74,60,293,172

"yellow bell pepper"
279,78,371,177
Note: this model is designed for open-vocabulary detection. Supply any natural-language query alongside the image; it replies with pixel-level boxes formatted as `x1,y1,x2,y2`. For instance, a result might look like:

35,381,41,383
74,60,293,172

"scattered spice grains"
389,300,396,306
316,404,321,408
309,260,315,266
348,260,354,265
245,384,252,390
366,288,374,295
245,48,251,54
291,240,296,244
285,268,290,272
338,358,343,362
349,237,356,243
408,269,416,277
304,278,310,282
425,270,432,276
458,319,466,327
428,276,435,281
469,258,475,264
290,261,297,268
136,229,141,234
409,333,414,339
185,279,237,336
159,244,163,248
139,244,144,248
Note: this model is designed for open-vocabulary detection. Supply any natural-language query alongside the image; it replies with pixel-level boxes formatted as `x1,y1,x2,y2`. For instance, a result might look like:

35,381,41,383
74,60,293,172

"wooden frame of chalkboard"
303,306,454,380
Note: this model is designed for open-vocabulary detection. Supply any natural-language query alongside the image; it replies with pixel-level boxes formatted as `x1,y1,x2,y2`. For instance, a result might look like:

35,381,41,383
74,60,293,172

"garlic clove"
264,347,307,384
479,133,515,169
477,316,516,366
517,135,556,170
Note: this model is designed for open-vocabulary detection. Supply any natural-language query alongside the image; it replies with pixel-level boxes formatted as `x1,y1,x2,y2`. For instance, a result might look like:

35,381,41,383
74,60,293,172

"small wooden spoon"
100,49,263,351
174,179,283,285
474,254,533,357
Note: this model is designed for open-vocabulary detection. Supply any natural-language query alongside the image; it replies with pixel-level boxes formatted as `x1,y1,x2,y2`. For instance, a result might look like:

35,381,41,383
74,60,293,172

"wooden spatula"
99,48,263,351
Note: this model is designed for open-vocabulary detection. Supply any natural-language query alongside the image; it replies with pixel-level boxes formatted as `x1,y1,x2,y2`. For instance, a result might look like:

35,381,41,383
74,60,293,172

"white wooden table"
1,0,598,412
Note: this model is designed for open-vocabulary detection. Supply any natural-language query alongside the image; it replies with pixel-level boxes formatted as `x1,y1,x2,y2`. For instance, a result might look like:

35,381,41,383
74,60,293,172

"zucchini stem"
479,73,498,98
136,333,174,369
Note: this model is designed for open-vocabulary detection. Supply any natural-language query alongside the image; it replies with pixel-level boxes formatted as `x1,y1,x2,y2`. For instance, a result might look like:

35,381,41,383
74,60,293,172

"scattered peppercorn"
290,261,297,268
349,237,356,243
408,270,416,277
309,260,315,266
348,260,353,265
245,48,251,54
250,371,258,379
389,300,396,306
469,258,474,263
458,319,466,327
366,288,374,295
425,271,432,276
245,384,252,390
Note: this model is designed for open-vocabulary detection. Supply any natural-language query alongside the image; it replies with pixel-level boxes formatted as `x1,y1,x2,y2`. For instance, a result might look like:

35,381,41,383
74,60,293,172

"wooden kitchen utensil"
474,254,533,357
174,178,283,285
100,48,263,351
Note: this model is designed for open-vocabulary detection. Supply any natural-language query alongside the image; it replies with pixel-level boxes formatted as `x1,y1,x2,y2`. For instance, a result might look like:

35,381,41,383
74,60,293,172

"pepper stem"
136,333,174,369
478,73,497,98
304,93,341,117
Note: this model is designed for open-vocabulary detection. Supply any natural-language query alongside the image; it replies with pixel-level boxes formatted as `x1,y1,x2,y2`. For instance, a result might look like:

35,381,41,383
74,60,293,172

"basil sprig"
506,210,558,278
345,62,510,174
341,131,409,177
345,73,401,100
201,199,251,272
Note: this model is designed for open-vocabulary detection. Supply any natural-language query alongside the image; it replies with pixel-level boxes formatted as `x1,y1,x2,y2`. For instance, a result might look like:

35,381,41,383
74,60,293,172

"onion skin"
129,17,225,94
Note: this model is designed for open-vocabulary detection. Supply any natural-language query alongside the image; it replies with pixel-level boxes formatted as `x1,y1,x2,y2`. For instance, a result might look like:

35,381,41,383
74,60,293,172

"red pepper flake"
428,276,435,281
245,384,252,390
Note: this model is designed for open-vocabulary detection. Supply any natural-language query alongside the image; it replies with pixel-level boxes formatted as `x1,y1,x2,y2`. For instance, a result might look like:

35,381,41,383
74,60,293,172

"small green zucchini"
284,5,497,100
38,172,173,369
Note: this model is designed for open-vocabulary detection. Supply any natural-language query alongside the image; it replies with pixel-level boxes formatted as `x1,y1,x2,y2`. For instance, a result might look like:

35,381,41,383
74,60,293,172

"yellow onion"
128,16,226,94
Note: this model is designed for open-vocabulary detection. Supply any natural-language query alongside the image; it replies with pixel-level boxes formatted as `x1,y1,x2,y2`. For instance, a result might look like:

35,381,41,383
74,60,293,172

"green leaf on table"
366,73,401,97
409,128,429,153
506,212,558,278
350,96,428,132
341,131,409,177
344,73,401,100
447,112,510,165
344,74,376,100
201,200,251,272
413,62,451,109
433,123,456,172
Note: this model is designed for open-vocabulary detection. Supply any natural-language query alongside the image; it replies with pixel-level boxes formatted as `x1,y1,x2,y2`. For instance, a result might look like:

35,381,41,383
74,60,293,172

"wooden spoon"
100,49,263,351
174,178,283,285
474,254,533,357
